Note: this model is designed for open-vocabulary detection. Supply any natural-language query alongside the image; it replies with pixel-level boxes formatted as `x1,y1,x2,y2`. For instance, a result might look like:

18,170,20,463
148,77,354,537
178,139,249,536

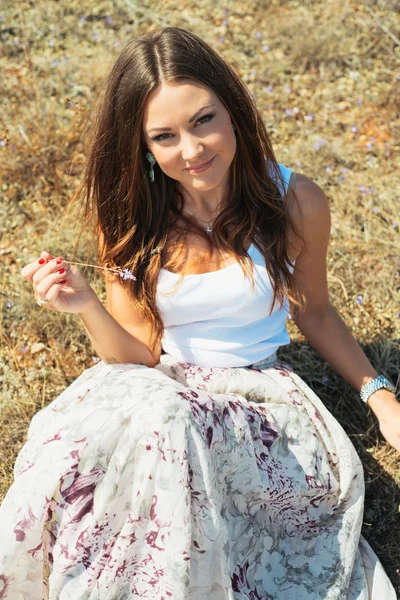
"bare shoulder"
292,172,330,221
288,172,331,256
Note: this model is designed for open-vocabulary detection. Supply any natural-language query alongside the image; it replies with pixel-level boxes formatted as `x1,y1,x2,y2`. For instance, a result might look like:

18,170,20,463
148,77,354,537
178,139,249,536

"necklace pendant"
206,225,212,234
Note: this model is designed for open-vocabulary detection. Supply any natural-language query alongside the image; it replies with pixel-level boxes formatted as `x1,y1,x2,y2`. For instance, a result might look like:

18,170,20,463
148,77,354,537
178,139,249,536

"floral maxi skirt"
0,352,397,600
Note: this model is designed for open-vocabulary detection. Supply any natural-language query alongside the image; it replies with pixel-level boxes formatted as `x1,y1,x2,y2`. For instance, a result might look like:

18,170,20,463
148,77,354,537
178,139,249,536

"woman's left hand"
369,390,400,451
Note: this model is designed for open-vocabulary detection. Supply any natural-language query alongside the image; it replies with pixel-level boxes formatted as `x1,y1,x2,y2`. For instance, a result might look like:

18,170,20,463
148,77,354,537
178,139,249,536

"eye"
151,113,215,142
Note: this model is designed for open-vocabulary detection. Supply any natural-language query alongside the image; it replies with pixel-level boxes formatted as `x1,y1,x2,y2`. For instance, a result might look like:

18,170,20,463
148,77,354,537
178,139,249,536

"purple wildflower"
256,32,262,38
285,109,293,116
51,60,59,68
0,140,6,146
219,36,225,42
79,16,85,22
263,45,270,51
342,168,348,174
222,19,229,26
305,113,314,121
326,166,333,174
93,33,99,40
359,185,367,193
283,86,291,94
356,295,363,305
314,142,321,150
120,268,136,281
371,207,378,213
114,41,120,47
265,86,273,94
49,40,55,47
6,301,13,308
366,142,373,150
106,16,112,23
355,99,363,104
351,126,357,133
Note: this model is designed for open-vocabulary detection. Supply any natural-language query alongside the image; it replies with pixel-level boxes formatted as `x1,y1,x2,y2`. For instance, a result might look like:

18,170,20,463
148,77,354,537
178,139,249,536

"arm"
290,174,398,421
79,292,157,368
80,227,162,368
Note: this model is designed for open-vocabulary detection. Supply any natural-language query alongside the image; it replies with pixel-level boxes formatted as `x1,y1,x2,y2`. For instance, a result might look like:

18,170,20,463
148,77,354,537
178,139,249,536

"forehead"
142,80,218,129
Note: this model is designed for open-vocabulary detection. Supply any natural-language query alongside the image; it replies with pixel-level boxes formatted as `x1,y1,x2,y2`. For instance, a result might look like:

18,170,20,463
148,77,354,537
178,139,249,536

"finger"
31,257,69,290
45,280,68,307
21,255,51,283
21,252,57,283
40,250,55,261
35,269,69,302
390,438,400,452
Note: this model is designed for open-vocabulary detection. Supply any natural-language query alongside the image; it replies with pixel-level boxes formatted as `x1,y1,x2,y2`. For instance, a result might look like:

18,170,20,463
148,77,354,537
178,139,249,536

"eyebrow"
147,103,216,134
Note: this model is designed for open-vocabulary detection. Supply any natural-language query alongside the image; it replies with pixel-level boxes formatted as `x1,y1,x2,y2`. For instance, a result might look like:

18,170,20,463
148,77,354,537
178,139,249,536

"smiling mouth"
186,156,215,171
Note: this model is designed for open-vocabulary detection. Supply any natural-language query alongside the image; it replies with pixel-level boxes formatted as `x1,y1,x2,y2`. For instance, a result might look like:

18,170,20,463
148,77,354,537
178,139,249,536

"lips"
186,156,215,170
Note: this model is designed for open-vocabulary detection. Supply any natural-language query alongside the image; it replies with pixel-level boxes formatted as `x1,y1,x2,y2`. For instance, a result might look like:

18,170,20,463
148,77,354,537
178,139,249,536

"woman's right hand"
21,250,98,314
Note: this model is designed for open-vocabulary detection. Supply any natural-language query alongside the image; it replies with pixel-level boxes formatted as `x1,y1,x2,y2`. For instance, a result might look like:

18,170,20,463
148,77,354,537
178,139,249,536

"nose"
180,132,205,163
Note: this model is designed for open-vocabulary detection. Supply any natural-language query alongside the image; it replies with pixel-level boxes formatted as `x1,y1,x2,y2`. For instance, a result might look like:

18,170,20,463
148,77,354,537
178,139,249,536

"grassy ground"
1,0,399,592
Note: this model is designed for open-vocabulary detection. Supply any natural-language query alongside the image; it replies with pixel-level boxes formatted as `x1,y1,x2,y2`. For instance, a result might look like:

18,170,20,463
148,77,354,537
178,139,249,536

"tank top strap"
265,159,293,197
276,163,293,195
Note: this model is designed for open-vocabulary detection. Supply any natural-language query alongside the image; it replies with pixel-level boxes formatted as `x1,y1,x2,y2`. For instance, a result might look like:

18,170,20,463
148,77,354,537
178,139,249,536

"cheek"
225,134,237,161
152,150,174,167
157,152,184,176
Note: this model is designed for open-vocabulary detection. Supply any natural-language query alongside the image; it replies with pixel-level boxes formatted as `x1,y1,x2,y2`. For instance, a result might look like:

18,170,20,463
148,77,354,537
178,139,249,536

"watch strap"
359,375,396,404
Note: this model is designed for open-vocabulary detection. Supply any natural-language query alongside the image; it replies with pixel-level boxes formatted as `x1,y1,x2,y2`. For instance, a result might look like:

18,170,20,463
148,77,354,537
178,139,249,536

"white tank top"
156,162,296,367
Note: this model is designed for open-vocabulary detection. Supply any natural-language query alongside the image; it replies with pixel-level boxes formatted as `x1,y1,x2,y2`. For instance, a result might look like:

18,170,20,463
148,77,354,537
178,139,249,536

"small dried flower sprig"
66,248,161,281
67,262,137,280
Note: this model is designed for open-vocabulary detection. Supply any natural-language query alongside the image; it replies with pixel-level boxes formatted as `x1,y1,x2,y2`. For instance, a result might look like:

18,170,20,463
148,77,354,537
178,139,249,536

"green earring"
146,152,156,183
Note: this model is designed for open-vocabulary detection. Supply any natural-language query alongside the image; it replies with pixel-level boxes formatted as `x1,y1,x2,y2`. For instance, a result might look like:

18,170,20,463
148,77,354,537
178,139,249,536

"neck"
177,176,230,217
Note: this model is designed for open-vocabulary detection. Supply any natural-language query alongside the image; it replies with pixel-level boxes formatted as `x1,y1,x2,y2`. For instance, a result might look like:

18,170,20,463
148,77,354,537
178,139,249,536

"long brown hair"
69,26,306,355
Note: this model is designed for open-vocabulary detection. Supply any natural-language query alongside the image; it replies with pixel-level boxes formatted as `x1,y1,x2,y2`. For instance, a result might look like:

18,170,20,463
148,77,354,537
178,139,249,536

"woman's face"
142,80,237,201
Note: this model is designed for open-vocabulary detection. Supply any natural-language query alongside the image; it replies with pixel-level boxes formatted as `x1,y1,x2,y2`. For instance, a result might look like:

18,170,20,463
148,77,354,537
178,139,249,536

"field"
0,0,399,592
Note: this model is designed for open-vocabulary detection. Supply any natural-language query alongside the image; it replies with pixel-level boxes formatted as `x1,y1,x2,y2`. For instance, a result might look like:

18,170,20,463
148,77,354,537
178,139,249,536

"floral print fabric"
0,353,396,599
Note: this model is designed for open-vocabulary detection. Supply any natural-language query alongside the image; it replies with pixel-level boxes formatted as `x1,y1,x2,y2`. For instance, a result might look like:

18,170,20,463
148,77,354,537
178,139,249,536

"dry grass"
0,0,399,591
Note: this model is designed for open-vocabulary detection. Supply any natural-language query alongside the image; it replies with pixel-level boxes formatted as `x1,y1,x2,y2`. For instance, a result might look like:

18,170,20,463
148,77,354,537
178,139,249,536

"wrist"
367,389,399,419
79,289,101,317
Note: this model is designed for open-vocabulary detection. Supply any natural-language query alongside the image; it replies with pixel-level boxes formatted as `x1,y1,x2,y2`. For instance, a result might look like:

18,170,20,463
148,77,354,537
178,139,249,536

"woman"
0,26,398,599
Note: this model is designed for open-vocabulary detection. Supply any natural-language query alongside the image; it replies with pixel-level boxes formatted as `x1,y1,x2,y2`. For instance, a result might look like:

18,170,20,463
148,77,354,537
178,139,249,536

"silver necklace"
182,206,221,234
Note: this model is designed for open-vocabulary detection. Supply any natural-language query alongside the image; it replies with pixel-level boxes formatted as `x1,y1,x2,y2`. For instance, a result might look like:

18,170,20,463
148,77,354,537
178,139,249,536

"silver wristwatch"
359,375,396,404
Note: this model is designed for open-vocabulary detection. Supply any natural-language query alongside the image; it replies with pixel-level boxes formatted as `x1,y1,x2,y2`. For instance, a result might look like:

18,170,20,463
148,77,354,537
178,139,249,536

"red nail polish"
38,258,46,265
56,257,63,264
57,269,66,275
59,279,67,284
